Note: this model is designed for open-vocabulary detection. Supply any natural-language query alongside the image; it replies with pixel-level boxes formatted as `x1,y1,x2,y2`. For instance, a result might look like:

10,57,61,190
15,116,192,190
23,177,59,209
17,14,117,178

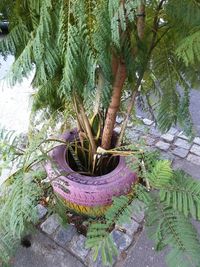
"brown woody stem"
137,3,145,40
101,62,126,149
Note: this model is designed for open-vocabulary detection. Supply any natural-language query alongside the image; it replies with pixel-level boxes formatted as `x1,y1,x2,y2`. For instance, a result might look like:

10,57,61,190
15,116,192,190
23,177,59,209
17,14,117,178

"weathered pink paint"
45,129,137,207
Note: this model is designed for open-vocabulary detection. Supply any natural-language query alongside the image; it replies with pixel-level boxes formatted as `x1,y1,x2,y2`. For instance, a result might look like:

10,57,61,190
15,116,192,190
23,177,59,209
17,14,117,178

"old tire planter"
45,129,137,216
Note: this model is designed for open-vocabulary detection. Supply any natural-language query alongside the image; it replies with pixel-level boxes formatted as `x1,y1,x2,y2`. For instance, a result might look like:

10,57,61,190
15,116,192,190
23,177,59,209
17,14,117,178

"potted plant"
1,0,200,266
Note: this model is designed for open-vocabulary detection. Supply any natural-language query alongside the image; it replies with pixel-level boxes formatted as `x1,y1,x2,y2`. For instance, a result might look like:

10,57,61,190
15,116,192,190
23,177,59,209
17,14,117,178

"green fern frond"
8,39,33,85
0,18,30,55
87,227,118,266
0,226,18,265
148,160,173,188
176,29,200,66
125,0,138,22
105,195,133,224
166,0,200,28
160,171,200,220
146,197,200,267
0,127,25,170
57,0,70,53
0,169,42,264
93,0,112,83
2,172,41,238
86,194,134,265
156,60,179,131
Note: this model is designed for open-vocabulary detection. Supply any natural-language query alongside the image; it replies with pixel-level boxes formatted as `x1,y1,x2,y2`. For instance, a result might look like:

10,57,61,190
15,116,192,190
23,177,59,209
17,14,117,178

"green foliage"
148,160,173,188
0,121,61,265
0,170,42,265
86,194,134,266
176,29,200,66
160,171,200,220
50,195,69,226
1,0,200,134
87,157,200,267
86,224,118,266
2,172,41,237
146,196,200,267
0,224,18,265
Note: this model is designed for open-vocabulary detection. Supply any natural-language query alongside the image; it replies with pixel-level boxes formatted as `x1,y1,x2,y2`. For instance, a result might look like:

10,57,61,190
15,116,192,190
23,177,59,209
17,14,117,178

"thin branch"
152,27,171,49
117,0,166,146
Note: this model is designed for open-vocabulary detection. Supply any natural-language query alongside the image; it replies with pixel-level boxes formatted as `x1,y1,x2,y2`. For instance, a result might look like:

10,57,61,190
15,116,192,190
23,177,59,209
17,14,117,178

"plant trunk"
101,62,126,149
137,4,146,40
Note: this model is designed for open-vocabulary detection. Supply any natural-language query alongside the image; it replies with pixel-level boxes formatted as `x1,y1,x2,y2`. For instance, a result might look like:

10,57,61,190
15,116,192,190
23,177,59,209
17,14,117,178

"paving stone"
112,230,132,252
134,125,147,132
131,200,145,223
146,136,156,146
171,147,189,158
143,118,154,126
155,141,170,151
177,132,189,140
149,127,161,137
161,133,174,143
40,214,60,235
168,127,179,135
173,159,200,180
174,138,191,150
70,234,89,261
187,154,200,166
54,225,78,247
160,152,174,161
126,130,141,142
114,126,121,134
37,204,48,220
190,144,200,156
117,220,140,237
116,116,124,124
193,137,200,145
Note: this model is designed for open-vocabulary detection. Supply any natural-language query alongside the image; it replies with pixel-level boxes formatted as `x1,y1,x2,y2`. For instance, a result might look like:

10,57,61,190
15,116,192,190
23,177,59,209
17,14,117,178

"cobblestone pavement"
133,119,200,168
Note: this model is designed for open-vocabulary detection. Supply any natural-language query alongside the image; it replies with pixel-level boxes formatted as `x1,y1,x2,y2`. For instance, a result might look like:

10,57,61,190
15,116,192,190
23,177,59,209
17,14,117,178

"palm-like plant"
1,0,200,266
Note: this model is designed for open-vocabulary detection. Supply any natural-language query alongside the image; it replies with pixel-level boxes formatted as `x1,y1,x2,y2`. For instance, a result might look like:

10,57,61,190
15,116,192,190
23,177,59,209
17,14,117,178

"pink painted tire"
45,129,137,208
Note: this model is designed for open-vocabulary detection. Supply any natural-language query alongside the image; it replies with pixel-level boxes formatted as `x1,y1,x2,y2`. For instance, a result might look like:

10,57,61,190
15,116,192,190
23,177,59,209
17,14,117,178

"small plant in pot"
1,0,200,266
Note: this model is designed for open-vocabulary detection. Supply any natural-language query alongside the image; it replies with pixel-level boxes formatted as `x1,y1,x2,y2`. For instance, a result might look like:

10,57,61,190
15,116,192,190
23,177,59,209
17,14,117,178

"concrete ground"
13,230,168,267
12,231,85,267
